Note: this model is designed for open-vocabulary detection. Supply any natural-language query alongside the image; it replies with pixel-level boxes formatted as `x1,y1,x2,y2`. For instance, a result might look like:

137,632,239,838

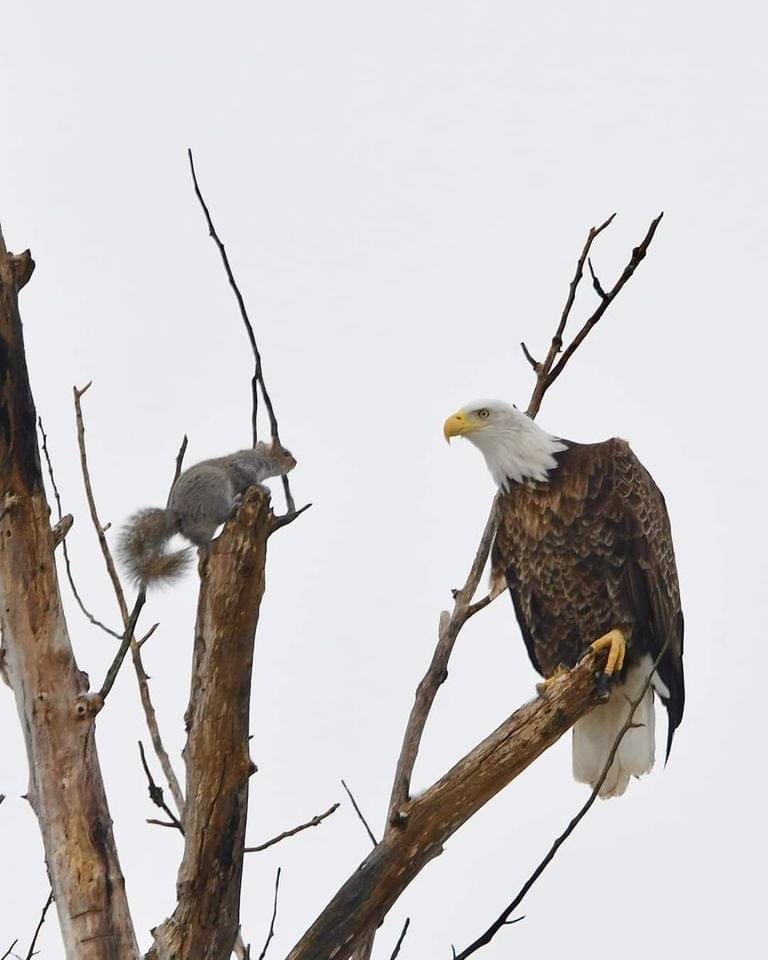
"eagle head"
443,399,567,488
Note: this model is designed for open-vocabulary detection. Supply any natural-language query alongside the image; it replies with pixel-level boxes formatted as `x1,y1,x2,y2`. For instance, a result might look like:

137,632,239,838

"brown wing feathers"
493,438,685,756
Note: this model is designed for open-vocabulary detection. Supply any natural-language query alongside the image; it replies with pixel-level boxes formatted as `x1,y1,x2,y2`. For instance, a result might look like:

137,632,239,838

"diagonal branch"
245,802,338,853
389,918,410,960
452,645,668,959
96,588,146,704
73,385,185,815
187,149,297,514
286,648,611,960
24,889,54,960
38,416,122,639
139,741,184,834
544,214,663,392
341,780,378,847
386,503,499,821
525,213,662,419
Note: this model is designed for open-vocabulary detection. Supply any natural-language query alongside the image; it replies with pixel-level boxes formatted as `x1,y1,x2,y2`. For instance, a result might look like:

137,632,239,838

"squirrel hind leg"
180,518,222,547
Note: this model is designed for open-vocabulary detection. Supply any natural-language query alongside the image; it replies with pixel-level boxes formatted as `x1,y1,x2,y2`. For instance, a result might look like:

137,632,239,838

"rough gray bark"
0,227,139,960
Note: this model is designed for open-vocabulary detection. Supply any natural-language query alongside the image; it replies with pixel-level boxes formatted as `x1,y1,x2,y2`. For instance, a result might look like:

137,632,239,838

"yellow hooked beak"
443,411,473,443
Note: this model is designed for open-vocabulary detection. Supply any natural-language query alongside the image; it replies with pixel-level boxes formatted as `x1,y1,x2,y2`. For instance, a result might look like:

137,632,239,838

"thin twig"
147,819,182,830
257,867,281,960
0,941,17,960
341,779,378,847
519,342,540,373
24,889,53,960
587,256,607,299
187,148,296,513
38,416,122,639
139,741,184,834
137,622,159,650
171,434,188,489
97,589,146,703
73,386,185,816
390,918,411,960
245,802,339,853
452,645,668,960
269,501,312,534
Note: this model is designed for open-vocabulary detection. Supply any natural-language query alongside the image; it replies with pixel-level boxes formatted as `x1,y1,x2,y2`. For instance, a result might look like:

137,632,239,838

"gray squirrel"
118,442,297,585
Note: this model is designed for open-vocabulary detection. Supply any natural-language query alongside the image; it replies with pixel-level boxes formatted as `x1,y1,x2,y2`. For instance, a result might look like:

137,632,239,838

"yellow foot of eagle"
590,628,627,676
536,664,570,697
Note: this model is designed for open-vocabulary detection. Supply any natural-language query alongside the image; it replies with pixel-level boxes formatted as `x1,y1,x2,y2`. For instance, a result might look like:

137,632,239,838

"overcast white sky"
1,2,766,958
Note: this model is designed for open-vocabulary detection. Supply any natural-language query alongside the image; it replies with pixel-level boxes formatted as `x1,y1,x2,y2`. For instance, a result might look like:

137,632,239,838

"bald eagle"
444,400,684,798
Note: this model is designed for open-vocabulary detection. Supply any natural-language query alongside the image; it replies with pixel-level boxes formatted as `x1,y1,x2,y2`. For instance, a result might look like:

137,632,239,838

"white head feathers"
444,399,567,488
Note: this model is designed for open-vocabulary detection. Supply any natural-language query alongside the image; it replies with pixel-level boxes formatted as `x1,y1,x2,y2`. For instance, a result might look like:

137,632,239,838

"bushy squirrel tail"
117,508,192,586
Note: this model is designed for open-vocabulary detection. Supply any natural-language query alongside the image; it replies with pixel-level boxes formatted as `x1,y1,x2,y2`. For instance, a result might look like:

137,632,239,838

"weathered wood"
149,486,271,960
287,649,608,960
0,227,139,959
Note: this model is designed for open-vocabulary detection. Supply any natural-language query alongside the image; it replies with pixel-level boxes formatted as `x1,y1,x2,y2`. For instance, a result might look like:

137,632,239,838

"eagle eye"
477,408,490,419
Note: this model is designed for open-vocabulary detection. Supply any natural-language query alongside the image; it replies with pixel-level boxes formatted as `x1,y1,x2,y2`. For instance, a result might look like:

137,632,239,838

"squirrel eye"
477,408,490,419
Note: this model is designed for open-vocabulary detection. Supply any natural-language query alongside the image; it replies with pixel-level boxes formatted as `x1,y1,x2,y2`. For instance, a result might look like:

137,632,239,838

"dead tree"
0,189,662,960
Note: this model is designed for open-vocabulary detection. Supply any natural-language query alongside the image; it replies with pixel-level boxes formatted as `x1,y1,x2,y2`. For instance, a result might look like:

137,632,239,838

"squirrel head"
255,441,297,476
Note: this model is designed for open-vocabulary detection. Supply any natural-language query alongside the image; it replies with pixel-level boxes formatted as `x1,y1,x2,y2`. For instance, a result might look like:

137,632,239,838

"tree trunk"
0,228,139,959
148,486,271,960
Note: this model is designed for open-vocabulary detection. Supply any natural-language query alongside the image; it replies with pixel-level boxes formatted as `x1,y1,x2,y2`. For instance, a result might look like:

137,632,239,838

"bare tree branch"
187,149,297,514
389,918,410,960
0,941,18,960
386,505,500,822
256,868,281,960
38,416,122,639
72,387,185,816
245,802,339,853
139,741,184,834
340,779,378,847
286,648,611,960
526,213,662,418
452,645,668,959
171,434,188,489
24,889,54,960
95,589,147,706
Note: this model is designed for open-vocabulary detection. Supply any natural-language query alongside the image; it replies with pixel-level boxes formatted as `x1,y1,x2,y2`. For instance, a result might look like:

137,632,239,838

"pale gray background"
1,2,765,957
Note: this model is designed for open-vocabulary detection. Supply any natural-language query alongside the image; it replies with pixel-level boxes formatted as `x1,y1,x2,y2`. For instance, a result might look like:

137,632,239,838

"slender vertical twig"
187,148,296,513
256,868,282,960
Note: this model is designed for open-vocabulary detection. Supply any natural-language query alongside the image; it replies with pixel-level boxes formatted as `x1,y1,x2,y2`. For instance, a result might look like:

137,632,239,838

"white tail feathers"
572,656,656,799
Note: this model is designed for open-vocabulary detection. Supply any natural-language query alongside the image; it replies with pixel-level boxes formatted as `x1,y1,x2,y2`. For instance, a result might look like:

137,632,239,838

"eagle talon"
590,628,627,677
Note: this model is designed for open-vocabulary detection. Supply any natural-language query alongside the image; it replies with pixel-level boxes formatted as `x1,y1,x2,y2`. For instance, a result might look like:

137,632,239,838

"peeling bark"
0,229,139,959
148,486,271,960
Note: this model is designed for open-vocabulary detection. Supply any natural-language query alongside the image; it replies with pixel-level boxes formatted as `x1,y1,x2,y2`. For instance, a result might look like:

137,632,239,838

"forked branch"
525,213,662,419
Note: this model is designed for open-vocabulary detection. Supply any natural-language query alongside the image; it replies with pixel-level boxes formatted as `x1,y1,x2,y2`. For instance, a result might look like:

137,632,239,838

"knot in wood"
74,693,103,719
